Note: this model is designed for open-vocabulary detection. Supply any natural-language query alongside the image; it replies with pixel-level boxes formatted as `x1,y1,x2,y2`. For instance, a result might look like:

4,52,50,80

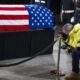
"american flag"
26,5,55,29
0,4,29,31
0,4,54,31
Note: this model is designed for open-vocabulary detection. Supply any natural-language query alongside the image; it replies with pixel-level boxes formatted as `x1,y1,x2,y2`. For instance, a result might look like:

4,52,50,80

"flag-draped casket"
0,4,55,60
0,4,55,31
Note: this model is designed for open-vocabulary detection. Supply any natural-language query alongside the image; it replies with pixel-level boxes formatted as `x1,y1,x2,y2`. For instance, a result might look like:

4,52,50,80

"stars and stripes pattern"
0,4,29,31
0,4,55,31
26,5,55,29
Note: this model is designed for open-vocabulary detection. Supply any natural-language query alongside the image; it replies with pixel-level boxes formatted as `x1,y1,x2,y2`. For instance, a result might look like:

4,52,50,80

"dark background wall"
0,0,61,14
50,0,61,14
0,0,30,4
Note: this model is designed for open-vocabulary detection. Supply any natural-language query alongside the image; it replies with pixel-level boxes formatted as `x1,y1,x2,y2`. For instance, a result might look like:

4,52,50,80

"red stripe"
0,27,5,31
0,25,29,31
0,7,26,10
0,15,29,20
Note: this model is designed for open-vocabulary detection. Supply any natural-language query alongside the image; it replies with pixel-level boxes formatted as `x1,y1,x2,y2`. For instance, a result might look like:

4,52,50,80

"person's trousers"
72,48,80,73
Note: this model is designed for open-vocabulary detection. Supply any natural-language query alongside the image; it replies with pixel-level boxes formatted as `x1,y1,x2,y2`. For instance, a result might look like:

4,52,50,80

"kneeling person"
61,23,80,80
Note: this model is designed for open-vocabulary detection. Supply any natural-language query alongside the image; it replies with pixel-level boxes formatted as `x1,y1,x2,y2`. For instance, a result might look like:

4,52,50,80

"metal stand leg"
50,37,65,77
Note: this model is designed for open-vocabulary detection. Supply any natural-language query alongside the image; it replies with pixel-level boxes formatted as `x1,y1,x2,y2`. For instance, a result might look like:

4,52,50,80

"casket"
0,4,55,60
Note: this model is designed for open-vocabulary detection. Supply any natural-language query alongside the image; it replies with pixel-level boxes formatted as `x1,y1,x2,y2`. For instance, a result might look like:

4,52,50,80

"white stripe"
0,5,24,7
0,10,29,15
0,20,29,25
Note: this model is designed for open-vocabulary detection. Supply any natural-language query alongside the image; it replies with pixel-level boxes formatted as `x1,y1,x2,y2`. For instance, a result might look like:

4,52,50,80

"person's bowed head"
59,23,73,40
59,23,74,53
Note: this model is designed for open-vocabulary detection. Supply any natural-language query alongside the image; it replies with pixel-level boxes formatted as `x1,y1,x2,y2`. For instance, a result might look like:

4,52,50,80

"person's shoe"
65,72,79,80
